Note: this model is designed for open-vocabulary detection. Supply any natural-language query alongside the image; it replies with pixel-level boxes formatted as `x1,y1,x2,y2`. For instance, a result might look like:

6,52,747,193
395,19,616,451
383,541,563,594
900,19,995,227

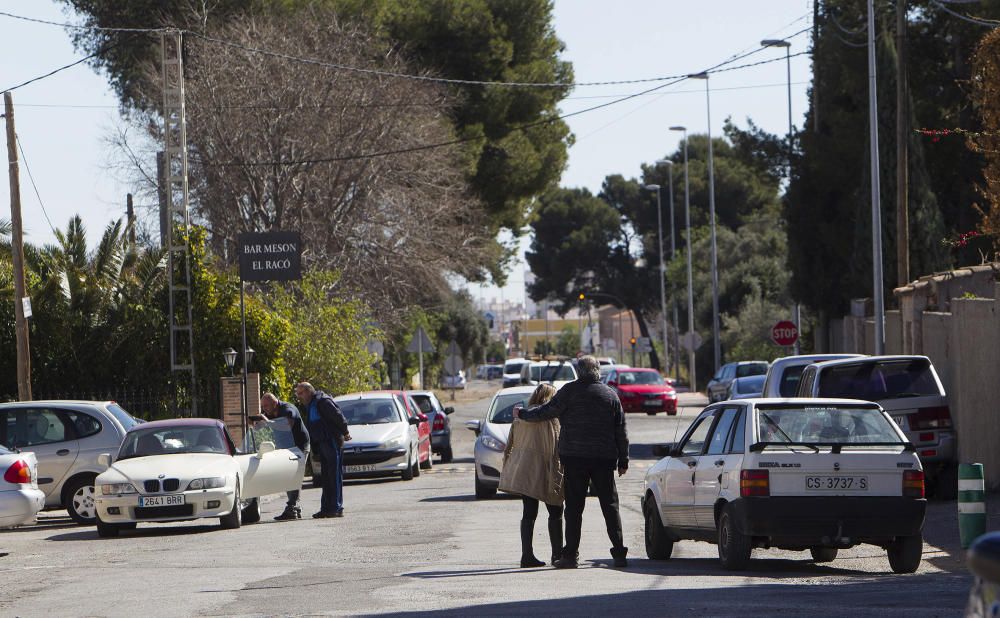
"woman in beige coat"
499,383,563,568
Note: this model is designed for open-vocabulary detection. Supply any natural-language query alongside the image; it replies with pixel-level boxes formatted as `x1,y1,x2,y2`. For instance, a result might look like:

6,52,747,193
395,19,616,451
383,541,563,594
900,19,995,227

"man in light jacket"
516,356,630,568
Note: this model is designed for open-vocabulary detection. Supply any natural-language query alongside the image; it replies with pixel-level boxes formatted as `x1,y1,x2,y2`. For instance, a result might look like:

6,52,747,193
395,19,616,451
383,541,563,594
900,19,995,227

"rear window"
816,359,941,400
504,363,526,375
106,403,141,430
756,405,903,445
734,375,765,394
488,393,531,424
530,364,575,382
778,365,806,397
736,363,768,378
411,395,435,414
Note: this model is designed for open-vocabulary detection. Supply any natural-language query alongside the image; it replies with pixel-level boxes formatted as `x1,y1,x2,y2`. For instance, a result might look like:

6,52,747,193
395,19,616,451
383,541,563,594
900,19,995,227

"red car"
385,390,433,471
604,368,677,415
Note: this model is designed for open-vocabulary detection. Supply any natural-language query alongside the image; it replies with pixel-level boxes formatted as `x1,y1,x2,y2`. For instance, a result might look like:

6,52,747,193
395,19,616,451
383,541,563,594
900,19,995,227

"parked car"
323,392,430,481
604,367,677,415
476,364,503,380
706,361,769,403
519,359,578,389
0,446,44,528
795,355,956,497
93,418,305,536
502,358,529,388
408,390,454,463
726,375,766,400
642,398,926,572
0,400,142,524
466,385,534,499
442,370,467,390
761,354,865,398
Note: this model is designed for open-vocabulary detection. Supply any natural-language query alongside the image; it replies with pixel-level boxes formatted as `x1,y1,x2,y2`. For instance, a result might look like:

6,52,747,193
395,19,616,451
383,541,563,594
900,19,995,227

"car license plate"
643,399,661,407
345,464,377,473
805,476,868,491
138,494,185,507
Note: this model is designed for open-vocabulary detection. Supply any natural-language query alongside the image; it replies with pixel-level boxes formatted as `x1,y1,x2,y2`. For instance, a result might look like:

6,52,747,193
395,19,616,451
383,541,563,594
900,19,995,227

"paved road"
0,385,974,616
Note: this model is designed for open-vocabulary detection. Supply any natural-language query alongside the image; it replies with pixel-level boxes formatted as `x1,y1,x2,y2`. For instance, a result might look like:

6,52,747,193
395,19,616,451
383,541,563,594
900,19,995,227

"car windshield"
410,395,435,414
119,425,229,459
336,399,402,425
504,362,526,375
530,364,575,381
755,405,903,445
816,359,940,400
736,363,768,378
107,403,142,430
735,375,766,394
488,393,531,424
618,371,664,386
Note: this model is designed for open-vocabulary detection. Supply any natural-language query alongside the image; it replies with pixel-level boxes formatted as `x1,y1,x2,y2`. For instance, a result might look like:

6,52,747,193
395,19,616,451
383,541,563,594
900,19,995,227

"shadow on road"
5,514,79,534
374,572,969,617
46,523,221,542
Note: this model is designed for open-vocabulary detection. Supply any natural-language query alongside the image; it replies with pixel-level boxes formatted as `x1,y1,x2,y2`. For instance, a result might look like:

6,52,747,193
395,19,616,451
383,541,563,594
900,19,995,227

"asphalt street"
0,383,975,617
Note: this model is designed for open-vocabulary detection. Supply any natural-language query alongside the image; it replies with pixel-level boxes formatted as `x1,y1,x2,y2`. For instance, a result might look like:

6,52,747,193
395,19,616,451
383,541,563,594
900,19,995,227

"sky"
0,0,815,306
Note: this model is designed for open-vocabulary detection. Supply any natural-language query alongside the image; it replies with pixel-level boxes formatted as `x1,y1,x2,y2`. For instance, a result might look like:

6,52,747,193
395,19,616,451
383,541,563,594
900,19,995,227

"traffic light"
629,337,637,347
578,292,585,301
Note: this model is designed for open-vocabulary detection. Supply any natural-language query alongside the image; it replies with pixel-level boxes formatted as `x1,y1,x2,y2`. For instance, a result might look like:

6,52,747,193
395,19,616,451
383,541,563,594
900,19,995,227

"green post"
959,463,987,549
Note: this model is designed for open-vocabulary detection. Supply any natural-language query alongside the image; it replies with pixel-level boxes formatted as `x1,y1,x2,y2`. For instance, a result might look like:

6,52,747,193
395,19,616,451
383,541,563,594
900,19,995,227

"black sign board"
238,231,302,282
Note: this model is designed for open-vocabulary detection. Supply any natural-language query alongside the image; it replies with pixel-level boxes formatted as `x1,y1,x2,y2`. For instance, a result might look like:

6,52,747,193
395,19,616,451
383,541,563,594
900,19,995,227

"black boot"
274,506,300,521
611,546,628,568
520,520,544,568
548,517,563,566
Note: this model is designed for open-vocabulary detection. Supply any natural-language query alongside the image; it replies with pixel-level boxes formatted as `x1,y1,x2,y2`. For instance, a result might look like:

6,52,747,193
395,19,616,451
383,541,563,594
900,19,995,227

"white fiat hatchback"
642,398,926,573
94,418,305,536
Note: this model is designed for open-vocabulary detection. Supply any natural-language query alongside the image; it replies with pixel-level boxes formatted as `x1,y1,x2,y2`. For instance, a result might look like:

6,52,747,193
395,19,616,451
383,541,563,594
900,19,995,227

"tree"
430,290,490,369
968,26,1000,255
554,325,579,357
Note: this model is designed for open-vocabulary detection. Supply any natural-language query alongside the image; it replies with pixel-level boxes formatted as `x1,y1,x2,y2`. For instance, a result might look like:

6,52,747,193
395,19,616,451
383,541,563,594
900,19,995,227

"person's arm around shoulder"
612,396,629,476
518,387,568,422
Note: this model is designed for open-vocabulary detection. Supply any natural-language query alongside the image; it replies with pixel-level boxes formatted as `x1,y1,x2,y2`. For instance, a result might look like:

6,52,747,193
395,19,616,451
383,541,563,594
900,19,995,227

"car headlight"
664,392,677,399
382,436,405,449
186,477,226,490
101,483,138,495
481,435,506,452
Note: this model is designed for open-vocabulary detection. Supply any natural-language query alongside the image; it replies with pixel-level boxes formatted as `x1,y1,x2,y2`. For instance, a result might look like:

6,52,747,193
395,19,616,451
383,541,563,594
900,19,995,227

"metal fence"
35,379,222,421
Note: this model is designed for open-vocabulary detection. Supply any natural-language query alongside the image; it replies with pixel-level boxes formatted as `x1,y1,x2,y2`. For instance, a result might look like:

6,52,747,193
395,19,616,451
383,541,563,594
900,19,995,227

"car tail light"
3,459,30,484
903,470,925,498
740,470,770,497
918,432,935,443
432,415,445,431
909,406,952,430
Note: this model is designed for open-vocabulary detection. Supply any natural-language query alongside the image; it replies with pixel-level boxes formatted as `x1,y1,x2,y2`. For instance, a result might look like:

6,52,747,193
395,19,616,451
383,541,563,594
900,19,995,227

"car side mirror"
652,443,676,458
256,441,276,458
408,416,420,425
444,407,455,415
465,419,481,435
97,453,112,467
417,413,428,422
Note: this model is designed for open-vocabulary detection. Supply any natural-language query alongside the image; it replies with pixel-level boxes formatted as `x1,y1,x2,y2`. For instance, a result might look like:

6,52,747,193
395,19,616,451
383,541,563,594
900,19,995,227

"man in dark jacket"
295,381,352,518
258,393,311,521
517,355,630,568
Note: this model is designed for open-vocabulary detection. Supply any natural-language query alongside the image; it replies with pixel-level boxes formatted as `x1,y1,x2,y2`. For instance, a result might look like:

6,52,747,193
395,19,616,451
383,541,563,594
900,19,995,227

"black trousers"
561,455,624,556
522,497,563,521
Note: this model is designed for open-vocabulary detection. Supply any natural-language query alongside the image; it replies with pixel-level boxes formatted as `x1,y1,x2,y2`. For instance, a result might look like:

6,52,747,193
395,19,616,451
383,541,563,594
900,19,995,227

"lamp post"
866,0,886,354
687,72,721,373
670,125,696,390
643,182,670,374
762,38,801,355
656,159,681,383
223,347,237,377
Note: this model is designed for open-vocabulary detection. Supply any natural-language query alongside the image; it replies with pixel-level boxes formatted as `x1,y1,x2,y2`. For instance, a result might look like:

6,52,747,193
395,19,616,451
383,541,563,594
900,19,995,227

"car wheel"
718,504,752,570
402,450,415,481
810,547,838,563
646,411,657,416
644,501,673,560
887,534,923,573
241,497,261,524
412,450,422,478
441,447,454,464
420,446,433,470
95,513,121,538
220,484,242,529
65,475,98,525
474,471,496,499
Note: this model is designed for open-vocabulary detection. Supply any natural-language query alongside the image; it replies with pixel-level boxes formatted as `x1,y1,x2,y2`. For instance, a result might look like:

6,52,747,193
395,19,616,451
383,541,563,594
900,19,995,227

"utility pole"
896,0,910,288
126,193,136,247
867,0,886,355
4,92,32,401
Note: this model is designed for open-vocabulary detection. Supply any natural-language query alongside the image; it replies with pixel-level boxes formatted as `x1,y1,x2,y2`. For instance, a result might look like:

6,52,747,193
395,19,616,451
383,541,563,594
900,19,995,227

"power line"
14,134,57,235
930,0,1000,26
0,10,168,33
1,46,106,93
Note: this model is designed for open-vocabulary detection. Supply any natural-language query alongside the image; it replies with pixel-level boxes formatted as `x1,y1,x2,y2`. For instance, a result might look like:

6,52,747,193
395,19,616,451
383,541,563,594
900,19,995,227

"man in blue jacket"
295,382,352,518
516,355,630,568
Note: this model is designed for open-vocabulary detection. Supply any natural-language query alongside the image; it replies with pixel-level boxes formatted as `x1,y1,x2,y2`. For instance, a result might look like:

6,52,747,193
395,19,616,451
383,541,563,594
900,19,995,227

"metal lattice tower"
161,31,197,415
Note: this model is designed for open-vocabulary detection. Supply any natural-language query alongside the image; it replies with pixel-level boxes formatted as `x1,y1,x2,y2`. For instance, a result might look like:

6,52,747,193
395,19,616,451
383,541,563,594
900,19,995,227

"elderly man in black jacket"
295,381,351,519
517,355,630,568
256,392,311,521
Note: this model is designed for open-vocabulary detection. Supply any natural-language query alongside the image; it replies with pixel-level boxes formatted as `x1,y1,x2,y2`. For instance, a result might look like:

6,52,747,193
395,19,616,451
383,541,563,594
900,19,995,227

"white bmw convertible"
94,418,305,537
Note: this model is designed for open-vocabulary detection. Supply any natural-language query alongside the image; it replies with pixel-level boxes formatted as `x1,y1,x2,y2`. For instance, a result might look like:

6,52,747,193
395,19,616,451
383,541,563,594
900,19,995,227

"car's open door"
237,422,306,498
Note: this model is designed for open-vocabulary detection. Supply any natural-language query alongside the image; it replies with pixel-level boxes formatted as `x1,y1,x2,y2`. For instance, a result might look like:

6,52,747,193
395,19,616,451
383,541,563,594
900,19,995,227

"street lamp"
866,0,886,354
222,348,237,377
670,125,696,390
687,71,722,373
762,38,801,355
656,159,681,383
643,182,669,374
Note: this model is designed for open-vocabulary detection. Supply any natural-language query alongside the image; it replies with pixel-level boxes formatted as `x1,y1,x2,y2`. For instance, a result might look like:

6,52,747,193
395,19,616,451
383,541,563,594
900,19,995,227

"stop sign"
771,320,799,346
